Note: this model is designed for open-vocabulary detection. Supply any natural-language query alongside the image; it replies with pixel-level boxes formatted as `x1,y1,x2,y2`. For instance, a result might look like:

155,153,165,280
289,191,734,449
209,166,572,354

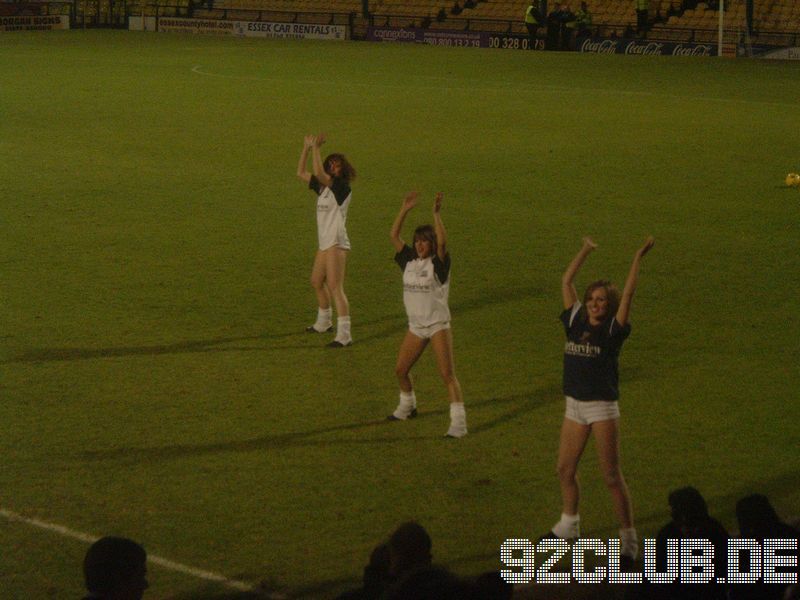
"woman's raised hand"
403,191,419,211
637,236,655,258
433,192,443,213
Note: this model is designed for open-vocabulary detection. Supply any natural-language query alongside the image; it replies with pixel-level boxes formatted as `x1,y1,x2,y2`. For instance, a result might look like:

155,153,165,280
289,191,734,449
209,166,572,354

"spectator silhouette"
337,543,394,600
545,7,560,49
647,487,728,600
377,522,473,599
558,3,577,49
545,4,574,50
472,570,514,599
83,536,148,600
382,566,469,600
736,494,799,540
574,1,592,36
636,0,648,34
386,521,432,578
730,494,800,600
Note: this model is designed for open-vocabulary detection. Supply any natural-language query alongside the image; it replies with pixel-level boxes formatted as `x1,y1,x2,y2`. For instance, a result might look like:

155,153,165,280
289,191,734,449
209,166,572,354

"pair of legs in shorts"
391,322,467,438
553,398,636,557
309,246,350,345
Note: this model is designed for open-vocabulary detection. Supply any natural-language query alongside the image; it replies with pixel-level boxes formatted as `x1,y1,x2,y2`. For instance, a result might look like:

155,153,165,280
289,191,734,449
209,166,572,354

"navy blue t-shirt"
561,302,631,401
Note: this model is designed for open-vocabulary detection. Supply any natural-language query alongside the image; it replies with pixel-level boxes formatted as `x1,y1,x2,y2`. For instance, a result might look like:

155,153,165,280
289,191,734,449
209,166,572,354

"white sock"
552,513,580,538
314,307,332,331
619,527,638,560
446,402,467,437
335,316,351,342
392,391,416,419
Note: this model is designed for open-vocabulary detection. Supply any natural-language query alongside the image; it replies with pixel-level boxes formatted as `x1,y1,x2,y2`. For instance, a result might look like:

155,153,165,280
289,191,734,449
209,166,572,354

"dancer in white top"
296,134,355,347
388,191,467,438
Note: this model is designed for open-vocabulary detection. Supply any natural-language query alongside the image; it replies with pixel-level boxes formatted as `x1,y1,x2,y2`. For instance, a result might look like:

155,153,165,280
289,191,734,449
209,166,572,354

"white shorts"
564,396,620,425
318,242,350,252
409,321,450,340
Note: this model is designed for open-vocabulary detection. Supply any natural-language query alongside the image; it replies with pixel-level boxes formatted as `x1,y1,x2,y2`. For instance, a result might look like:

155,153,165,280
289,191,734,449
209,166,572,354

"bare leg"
429,328,462,404
394,331,428,393
431,328,466,437
310,250,331,310
325,247,349,317
593,418,634,529
557,417,592,517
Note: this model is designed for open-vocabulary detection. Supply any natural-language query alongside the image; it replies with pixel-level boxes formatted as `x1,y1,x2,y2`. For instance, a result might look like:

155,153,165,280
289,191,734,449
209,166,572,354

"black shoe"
536,531,559,543
306,325,333,333
620,555,637,572
387,408,418,421
536,531,579,544
326,339,352,348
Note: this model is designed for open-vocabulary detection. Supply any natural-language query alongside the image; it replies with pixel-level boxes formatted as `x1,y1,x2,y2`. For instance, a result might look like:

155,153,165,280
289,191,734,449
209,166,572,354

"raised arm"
311,133,332,187
390,192,418,253
562,237,597,309
432,192,447,262
615,236,655,327
296,135,314,183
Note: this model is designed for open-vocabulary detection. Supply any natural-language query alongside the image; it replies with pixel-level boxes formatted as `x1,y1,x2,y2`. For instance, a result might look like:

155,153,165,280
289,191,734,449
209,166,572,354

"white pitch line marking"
0,507,261,595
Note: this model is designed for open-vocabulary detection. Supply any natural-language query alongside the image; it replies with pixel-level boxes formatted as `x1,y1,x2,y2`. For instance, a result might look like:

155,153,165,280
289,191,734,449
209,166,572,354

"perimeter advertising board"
157,17,347,40
756,46,800,60
1,15,69,31
577,37,717,56
367,27,545,51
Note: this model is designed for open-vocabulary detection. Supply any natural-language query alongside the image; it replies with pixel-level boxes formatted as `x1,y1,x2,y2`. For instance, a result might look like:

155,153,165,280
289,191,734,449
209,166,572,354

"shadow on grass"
5,284,544,364
3,330,302,363
80,387,558,464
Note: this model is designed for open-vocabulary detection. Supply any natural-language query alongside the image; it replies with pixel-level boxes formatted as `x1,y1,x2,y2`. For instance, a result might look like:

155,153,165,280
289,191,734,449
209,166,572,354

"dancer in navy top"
546,236,654,563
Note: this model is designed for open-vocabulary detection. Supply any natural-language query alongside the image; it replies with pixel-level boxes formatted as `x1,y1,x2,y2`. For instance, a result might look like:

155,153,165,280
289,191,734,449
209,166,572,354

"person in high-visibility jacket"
525,1,542,47
636,0,648,34
574,1,592,36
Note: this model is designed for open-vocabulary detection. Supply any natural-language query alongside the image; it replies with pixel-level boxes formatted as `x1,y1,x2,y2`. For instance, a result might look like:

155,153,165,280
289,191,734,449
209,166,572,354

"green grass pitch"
1,29,799,598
